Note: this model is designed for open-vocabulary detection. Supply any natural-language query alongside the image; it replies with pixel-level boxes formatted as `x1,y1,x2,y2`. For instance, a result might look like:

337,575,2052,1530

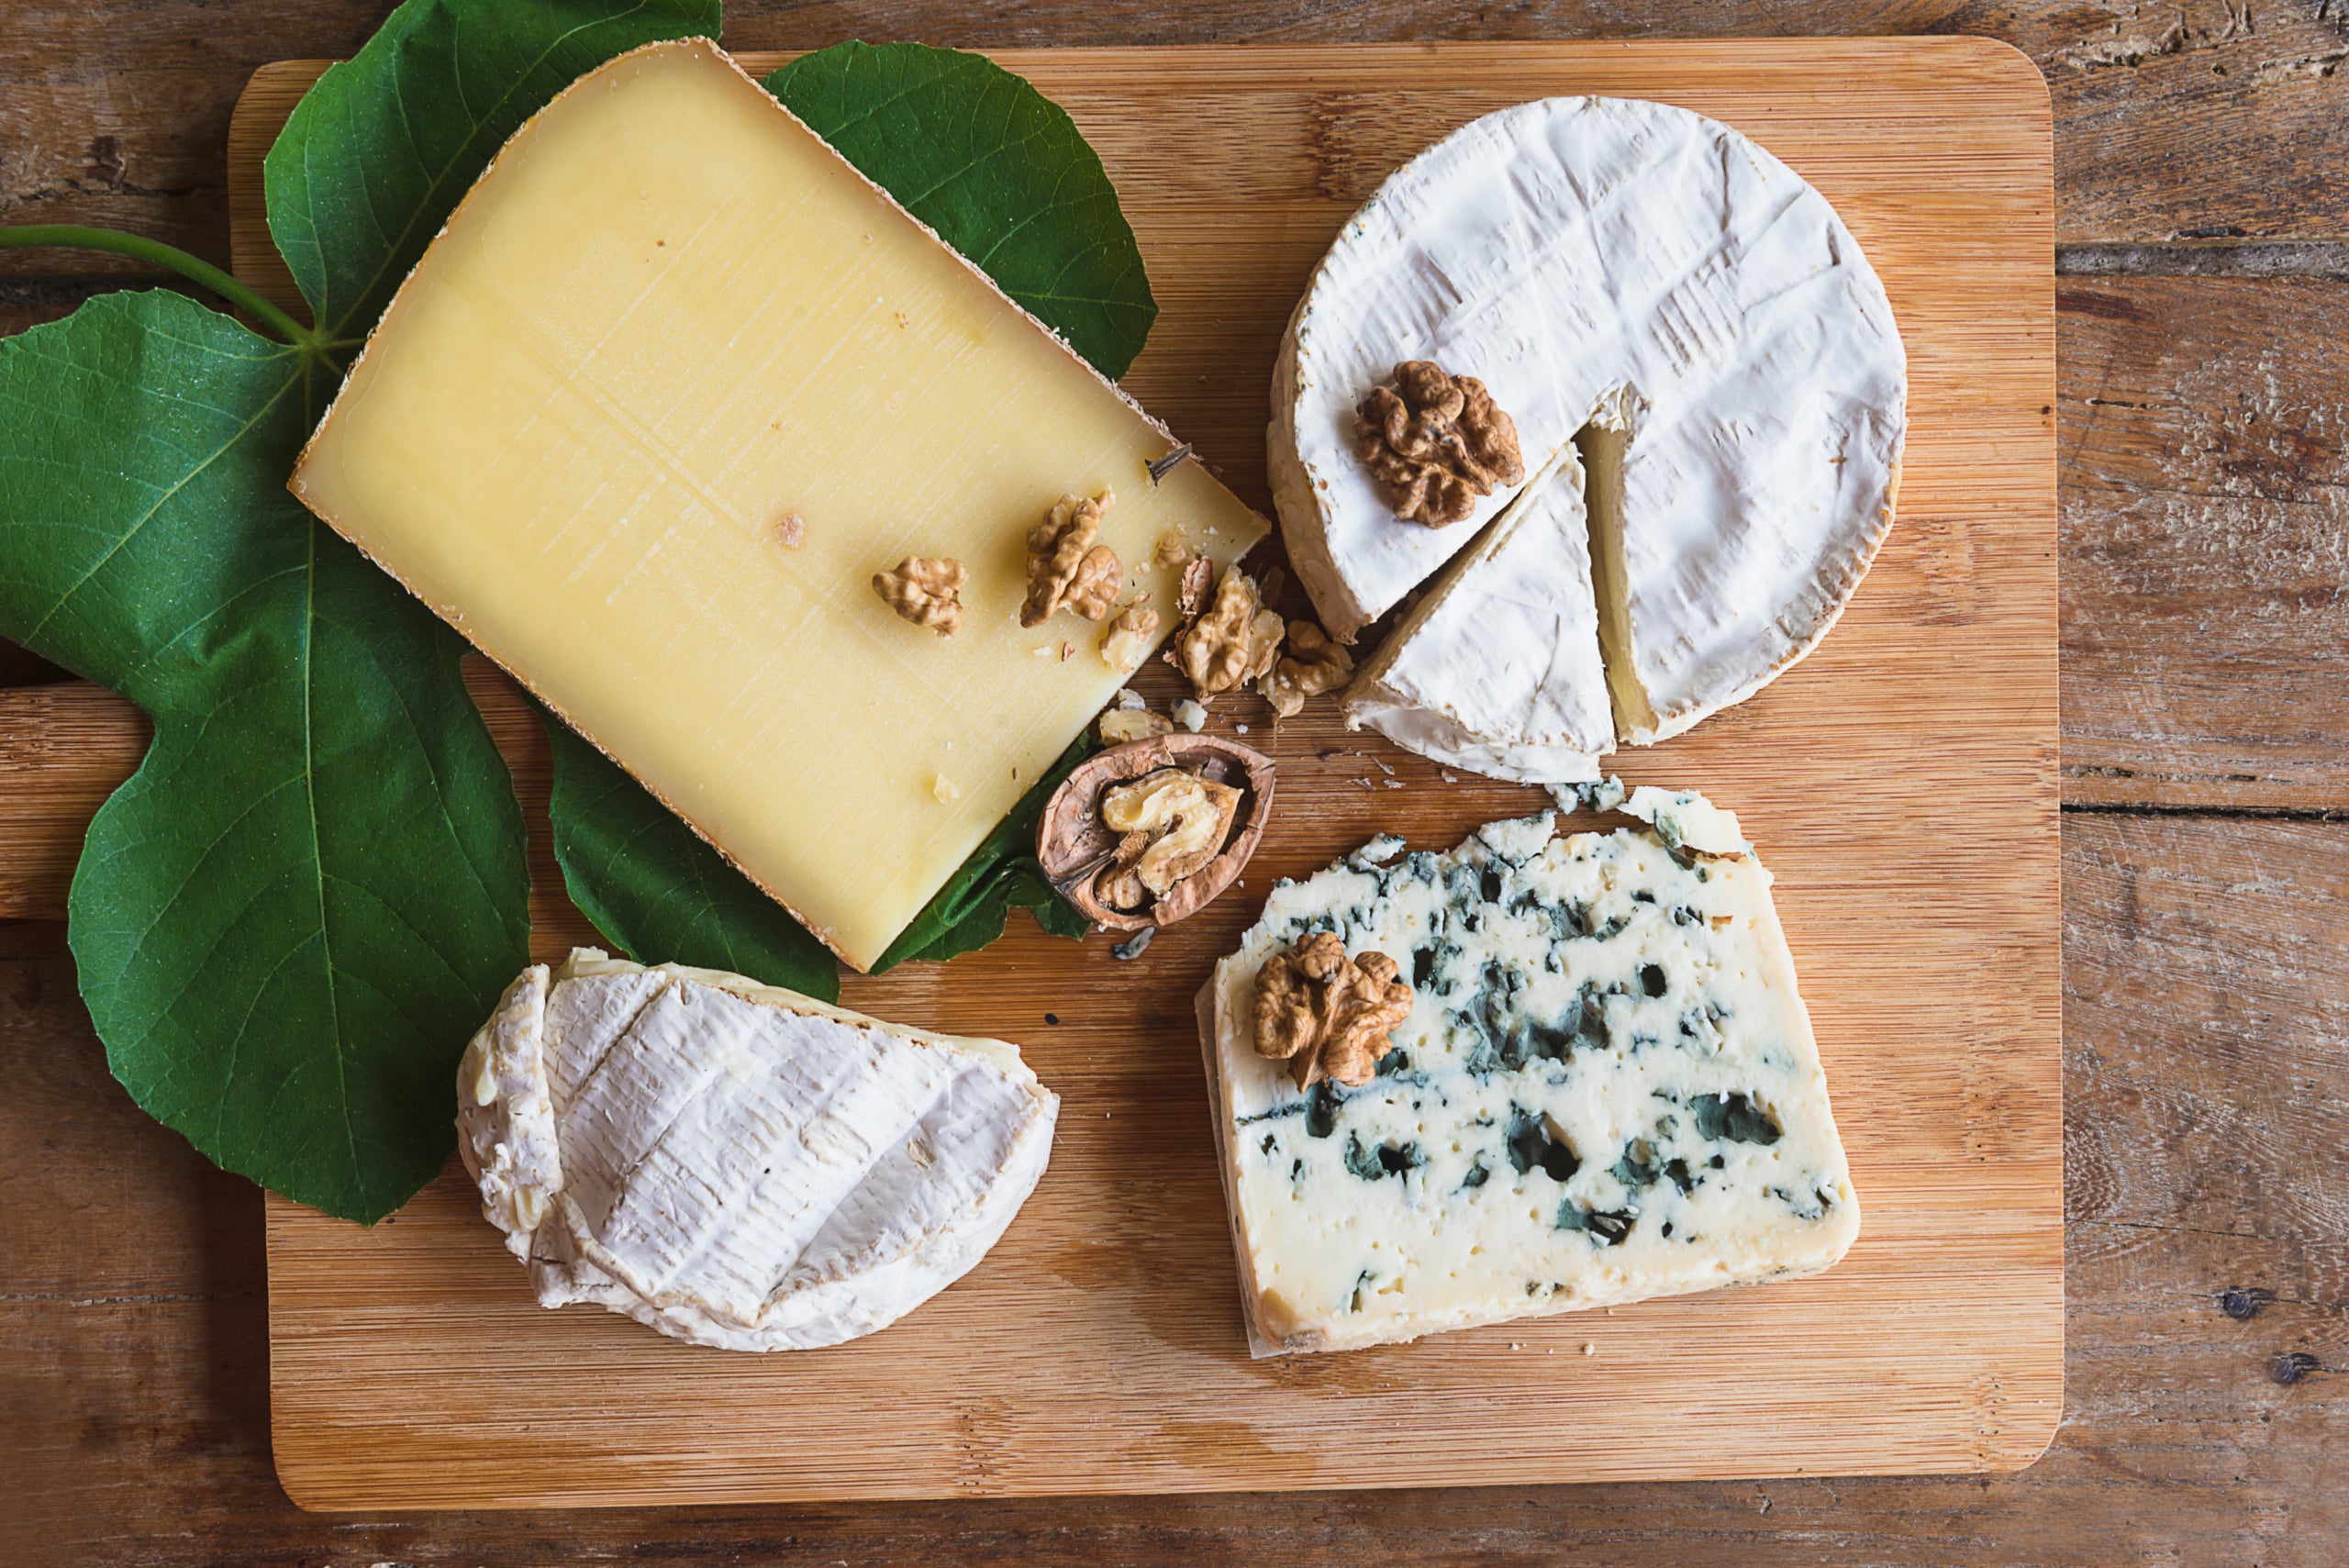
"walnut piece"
1261,620,1355,718
1353,360,1525,527
1091,767,1241,913
1176,555,1214,619
1098,707,1174,744
1154,531,1195,570
1250,931,1415,1089
1021,489,1122,626
873,556,966,635
1098,594,1160,672
1177,567,1286,696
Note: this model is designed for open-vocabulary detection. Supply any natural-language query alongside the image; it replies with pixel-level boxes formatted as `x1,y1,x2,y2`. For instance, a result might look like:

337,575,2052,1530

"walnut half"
1251,931,1415,1089
1035,733,1275,931
1261,619,1353,718
872,556,966,635
1353,360,1524,527
1176,566,1286,697
1021,489,1123,626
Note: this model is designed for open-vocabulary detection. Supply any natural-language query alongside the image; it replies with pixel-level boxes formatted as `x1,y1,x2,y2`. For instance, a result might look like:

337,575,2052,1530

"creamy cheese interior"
294,39,1264,969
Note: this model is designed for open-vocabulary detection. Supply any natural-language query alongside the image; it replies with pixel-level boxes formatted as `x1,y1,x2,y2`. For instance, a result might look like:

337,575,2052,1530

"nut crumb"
771,511,807,549
1172,699,1207,733
1021,490,1122,626
1154,531,1195,569
930,773,960,804
1583,1342,1597,1355
873,557,966,636
1353,360,1524,527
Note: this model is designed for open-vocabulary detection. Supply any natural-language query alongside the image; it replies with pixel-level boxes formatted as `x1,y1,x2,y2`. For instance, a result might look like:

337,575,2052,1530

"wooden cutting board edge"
227,38,2065,1509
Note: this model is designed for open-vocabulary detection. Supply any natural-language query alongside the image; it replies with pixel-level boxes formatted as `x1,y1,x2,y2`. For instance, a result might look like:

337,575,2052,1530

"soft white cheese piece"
456,949,1057,1351
1341,443,1613,783
1274,95,1906,759
1200,804,1859,1356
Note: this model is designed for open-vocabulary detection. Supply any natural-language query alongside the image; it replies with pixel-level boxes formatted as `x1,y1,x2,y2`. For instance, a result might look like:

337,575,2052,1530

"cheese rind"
293,39,1264,969
1202,807,1859,1355
1275,95,1904,755
456,949,1057,1351
1341,444,1613,783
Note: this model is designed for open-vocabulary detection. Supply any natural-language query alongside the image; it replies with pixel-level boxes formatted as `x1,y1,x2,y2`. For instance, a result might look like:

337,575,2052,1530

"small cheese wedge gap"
1272,95,1906,756
291,38,1266,971
457,948,1058,1352
1574,417,1662,744
1341,440,1615,783
1198,805,1859,1357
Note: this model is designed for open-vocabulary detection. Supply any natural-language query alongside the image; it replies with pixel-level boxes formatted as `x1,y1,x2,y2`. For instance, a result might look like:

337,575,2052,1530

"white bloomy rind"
1275,95,1906,763
457,950,1057,1352
1201,801,1858,1357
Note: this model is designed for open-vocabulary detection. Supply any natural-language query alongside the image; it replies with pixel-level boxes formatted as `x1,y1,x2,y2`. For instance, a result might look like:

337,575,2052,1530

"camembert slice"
1201,804,1859,1356
457,950,1057,1351
1341,443,1614,783
1274,96,1905,757
294,39,1264,970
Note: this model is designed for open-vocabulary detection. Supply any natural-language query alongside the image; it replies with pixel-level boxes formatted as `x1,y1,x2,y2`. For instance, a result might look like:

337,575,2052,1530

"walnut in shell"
1353,360,1524,527
1035,734,1275,931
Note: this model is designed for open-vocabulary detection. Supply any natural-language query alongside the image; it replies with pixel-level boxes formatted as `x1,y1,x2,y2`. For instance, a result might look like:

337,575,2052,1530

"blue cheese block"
1198,803,1859,1356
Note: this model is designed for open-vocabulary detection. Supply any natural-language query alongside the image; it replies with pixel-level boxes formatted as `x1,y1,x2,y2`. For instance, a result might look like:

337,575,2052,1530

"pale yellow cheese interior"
293,39,1264,970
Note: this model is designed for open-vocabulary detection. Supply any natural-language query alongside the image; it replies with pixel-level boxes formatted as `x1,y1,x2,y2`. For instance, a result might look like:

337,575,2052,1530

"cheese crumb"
1583,1342,1597,1355
931,773,960,805
1235,724,1250,735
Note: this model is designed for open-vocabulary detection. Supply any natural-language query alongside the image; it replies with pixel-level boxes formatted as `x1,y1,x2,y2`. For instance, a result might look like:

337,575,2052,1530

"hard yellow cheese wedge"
293,39,1264,970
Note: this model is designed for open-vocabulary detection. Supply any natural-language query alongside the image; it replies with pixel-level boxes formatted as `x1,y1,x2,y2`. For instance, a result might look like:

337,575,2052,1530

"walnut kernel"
1177,567,1286,697
1250,931,1415,1089
1262,620,1355,717
1353,360,1524,527
1092,768,1241,912
1098,594,1160,672
873,556,966,635
1098,708,1174,744
1021,489,1123,626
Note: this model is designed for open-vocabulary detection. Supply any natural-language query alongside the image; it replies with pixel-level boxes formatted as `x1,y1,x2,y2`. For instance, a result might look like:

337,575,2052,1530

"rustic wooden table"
4,1,2344,1562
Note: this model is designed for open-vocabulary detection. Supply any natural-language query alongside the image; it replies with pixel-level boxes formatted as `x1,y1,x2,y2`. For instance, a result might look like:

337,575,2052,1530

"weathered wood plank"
3,0,2348,267
9,819,2343,1561
2059,276,2349,810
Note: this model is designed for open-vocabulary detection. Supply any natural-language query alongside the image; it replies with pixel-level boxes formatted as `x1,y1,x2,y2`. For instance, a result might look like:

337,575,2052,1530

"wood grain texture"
4,0,2348,270
2058,277,2349,810
192,39,2065,1507
11,819,2341,1560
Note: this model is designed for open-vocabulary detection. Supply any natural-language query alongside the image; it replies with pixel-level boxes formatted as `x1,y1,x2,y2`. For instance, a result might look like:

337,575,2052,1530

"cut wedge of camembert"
1200,797,1859,1356
1275,96,1906,779
457,949,1056,1351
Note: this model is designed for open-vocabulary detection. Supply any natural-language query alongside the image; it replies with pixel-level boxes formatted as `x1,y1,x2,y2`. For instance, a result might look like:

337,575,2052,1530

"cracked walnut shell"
1251,931,1415,1089
1177,567,1286,696
1353,360,1524,527
872,556,966,635
1036,733,1275,931
1021,489,1123,626
1261,620,1354,718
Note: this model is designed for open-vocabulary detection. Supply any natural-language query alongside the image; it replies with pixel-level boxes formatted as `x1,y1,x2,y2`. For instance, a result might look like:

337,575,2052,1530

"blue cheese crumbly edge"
1198,804,1860,1358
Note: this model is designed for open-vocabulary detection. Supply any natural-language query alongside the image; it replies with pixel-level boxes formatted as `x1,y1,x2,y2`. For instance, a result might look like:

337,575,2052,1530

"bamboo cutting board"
218,39,2060,1508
